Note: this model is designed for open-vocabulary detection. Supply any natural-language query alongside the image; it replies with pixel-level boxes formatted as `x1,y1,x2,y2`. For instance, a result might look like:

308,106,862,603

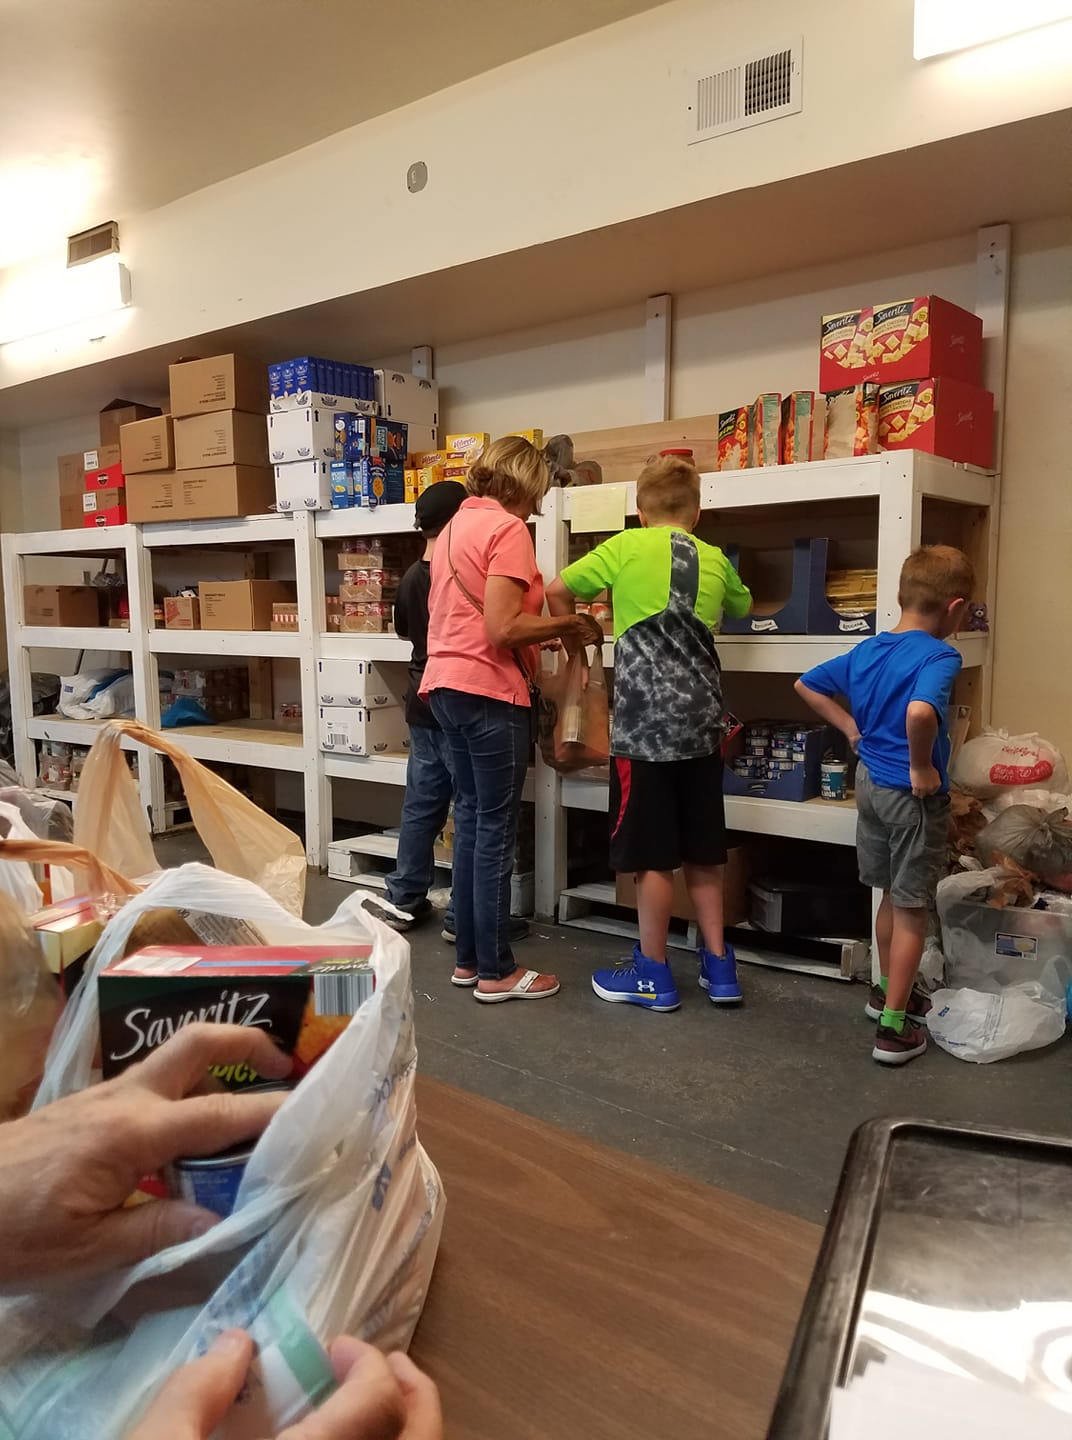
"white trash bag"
0,863,445,1440
951,729,1068,799
929,983,1066,1064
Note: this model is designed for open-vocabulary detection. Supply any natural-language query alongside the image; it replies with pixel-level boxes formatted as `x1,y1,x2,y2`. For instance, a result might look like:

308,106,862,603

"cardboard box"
120,414,175,474
316,658,405,709
266,406,340,464
375,370,439,427
340,601,389,633
198,580,296,632
83,504,127,528
82,488,125,514
717,408,748,471
125,466,275,523
164,595,200,630
318,704,408,755
84,461,125,492
83,445,121,472
274,459,332,511
615,844,751,925
747,394,781,468
268,390,378,417
405,424,438,455
878,377,994,468
502,429,544,448
169,354,267,418
824,384,880,459
339,569,400,602
268,357,376,405
780,392,819,465
32,895,103,983
24,585,99,627
341,415,408,464
58,452,87,530
355,456,404,508
330,461,353,508
174,410,269,469
819,308,874,390
271,601,299,633
99,399,161,448
867,296,982,387
446,432,490,460
98,944,374,1085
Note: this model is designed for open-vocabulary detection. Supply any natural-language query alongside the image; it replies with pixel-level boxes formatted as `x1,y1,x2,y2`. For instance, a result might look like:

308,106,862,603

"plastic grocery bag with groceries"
951,728,1068,800
538,648,610,773
0,864,444,1440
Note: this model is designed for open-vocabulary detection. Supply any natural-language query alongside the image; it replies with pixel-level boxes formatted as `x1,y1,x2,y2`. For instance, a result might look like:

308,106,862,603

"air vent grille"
67,221,120,268
687,38,802,145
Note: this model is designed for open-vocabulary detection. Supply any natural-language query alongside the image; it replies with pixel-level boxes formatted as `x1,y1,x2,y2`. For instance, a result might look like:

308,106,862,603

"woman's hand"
562,612,604,654
126,1331,444,1440
0,1023,291,1284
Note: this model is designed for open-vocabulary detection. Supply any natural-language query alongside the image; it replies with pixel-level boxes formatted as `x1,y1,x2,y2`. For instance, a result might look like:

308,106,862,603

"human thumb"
125,1330,252,1440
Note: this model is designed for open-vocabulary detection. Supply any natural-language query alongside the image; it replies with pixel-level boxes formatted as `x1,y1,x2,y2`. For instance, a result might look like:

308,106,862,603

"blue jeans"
385,725,455,929
429,689,529,980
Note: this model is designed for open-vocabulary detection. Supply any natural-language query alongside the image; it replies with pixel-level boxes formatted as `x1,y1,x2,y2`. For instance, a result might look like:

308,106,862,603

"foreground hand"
910,764,942,798
563,613,604,654
0,1023,291,1285
126,1331,443,1440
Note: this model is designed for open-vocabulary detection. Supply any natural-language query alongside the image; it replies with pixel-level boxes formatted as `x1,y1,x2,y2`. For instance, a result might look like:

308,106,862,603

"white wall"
2,0,1072,391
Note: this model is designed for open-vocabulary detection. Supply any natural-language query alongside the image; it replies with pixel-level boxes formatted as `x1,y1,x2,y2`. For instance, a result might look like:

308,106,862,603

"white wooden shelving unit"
2,449,996,934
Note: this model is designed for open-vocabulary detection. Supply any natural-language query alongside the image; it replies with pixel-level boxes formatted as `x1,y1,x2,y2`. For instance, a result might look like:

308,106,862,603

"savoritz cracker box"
98,945,374,1087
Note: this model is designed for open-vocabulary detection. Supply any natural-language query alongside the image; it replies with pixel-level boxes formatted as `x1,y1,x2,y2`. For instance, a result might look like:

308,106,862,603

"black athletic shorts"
608,752,728,873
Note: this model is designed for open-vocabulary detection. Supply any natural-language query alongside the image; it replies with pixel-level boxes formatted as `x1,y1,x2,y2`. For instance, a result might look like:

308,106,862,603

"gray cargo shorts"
855,760,951,909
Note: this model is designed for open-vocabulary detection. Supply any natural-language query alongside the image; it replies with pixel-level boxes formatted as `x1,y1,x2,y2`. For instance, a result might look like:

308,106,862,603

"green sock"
880,1006,906,1033
879,976,889,995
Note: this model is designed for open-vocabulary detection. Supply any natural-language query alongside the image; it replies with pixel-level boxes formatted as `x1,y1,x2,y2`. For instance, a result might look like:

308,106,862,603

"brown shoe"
872,1017,928,1065
864,985,932,1024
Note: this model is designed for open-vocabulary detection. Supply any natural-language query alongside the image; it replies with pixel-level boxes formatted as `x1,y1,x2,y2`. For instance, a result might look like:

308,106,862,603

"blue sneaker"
592,945,681,1012
698,943,742,1005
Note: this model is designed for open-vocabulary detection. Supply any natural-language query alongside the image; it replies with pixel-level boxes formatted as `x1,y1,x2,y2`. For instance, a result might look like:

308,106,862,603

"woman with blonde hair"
422,436,602,1000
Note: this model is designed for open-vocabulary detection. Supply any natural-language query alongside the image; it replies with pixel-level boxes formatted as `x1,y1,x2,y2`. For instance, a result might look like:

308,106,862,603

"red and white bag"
951,729,1068,799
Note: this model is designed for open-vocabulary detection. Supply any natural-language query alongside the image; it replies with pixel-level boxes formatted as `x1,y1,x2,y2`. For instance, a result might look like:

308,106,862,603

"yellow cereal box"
418,463,446,493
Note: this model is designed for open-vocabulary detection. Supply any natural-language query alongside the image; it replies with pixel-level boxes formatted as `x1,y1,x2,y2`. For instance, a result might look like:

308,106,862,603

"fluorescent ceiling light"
0,254,132,345
914,0,1072,57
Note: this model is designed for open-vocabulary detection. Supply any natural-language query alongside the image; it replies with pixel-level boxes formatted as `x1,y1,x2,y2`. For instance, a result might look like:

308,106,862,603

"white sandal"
473,969,560,1003
450,970,478,988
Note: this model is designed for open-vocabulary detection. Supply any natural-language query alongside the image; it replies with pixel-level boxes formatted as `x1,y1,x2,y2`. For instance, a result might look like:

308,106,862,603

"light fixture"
914,0,1072,58
0,252,132,346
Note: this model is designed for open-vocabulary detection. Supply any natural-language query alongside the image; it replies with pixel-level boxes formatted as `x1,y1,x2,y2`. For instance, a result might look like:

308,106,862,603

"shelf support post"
534,487,567,919
294,508,330,868
643,295,672,423
975,223,1010,728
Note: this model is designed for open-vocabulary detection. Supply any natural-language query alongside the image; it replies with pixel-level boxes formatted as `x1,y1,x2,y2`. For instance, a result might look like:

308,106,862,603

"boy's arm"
720,558,753,619
794,656,860,752
905,703,941,797
556,534,623,604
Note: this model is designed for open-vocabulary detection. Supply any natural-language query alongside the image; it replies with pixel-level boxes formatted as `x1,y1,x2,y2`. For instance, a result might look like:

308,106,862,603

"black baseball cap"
414,480,467,534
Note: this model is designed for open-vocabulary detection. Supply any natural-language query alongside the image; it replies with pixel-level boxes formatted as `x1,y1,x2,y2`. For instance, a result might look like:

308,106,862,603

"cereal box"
418,463,446,493
779,392,818,465
717,408,748,471
747,394,781,468
819,308,874,390
404,469,419,504
824,384,880,459
98,945,374,1086
411,451,449,468
502,429,544,448
867,296,982,386
877,377,994,468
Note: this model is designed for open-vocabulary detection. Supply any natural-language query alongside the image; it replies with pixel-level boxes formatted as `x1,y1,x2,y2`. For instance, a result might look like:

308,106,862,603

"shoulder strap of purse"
445,519,536,687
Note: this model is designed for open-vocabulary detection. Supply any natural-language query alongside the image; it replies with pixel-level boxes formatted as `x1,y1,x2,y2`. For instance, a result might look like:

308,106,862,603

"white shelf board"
598,630,988,672
560,775,857,844
18,625,133,651
323,752,410,785
139,513,295,548
329,831,454,869
316,505,417,540
319,633,411,662
163,721,308,771
27,715,109,745
8,526,133,556
149,629,303,658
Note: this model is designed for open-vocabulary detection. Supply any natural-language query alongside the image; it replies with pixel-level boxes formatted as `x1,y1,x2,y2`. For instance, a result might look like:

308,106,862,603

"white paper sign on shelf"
570,486,626,535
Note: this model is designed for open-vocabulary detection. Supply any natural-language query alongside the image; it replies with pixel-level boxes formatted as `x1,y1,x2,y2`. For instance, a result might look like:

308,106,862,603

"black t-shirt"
394,559,438,728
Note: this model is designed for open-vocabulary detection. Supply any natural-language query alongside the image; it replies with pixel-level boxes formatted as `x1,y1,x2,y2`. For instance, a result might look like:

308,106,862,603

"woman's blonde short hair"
467,436,550,515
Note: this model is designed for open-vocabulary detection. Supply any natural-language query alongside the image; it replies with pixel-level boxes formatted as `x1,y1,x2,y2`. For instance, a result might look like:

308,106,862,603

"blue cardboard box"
330,461,353,508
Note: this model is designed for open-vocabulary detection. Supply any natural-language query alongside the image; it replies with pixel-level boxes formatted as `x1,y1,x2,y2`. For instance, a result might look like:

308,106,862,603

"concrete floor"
153,834,1071,1225
300,871,1072,1225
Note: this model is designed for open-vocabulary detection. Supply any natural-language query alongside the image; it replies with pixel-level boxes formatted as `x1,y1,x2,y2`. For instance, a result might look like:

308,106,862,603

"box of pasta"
819,308,873,390
877,377,993,468
717,408,748,471
824,384,880,459
867,296,982,387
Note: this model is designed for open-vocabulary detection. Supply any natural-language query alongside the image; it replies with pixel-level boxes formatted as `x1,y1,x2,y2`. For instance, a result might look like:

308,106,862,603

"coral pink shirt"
422,496,543,708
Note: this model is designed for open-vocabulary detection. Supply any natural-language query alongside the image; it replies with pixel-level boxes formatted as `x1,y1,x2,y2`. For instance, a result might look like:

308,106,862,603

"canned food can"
166,1142,253,1219
820,760,849,801
770,744,791,760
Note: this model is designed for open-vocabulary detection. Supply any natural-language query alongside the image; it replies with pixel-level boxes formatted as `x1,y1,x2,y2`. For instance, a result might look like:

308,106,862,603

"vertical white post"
2,535,36,788
643,295,672,423
125,526,166,829
876,453,921,628
975,223,1010,727
293,509,329,867
410,346,434,380
534,487,567,919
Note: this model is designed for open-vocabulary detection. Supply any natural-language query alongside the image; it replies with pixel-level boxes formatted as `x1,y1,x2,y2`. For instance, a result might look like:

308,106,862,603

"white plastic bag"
951,729,1068,799
1,863,444,1440
929,983,1066,1063
0,801,43,911
57,670,126,718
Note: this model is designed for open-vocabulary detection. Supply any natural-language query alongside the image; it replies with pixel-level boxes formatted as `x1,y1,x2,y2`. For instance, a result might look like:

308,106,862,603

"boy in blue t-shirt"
795,545,974,1066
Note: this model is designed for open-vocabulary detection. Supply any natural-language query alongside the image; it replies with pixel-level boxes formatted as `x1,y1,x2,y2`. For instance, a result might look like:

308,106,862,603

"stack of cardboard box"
56,399,160,529
125,355,273,524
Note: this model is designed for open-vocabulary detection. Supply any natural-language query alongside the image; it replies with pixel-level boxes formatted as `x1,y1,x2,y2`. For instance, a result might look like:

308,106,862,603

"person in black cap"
384,481,529,943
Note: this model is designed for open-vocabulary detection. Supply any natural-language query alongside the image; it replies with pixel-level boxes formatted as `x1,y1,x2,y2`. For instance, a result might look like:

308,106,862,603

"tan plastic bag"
0,838,139,913
538,650,610,773
73,720,307,916
0,893,62,1118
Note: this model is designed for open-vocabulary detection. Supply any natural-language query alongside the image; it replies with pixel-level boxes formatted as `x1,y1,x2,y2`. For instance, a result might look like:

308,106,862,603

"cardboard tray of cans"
724,723,833,802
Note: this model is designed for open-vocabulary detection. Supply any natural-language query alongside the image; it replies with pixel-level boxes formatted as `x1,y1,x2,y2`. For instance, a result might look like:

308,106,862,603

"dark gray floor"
300,871,1072,1225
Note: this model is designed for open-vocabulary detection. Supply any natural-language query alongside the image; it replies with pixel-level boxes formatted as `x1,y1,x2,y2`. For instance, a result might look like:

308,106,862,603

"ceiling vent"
687,38,802,145
67,221,120,268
